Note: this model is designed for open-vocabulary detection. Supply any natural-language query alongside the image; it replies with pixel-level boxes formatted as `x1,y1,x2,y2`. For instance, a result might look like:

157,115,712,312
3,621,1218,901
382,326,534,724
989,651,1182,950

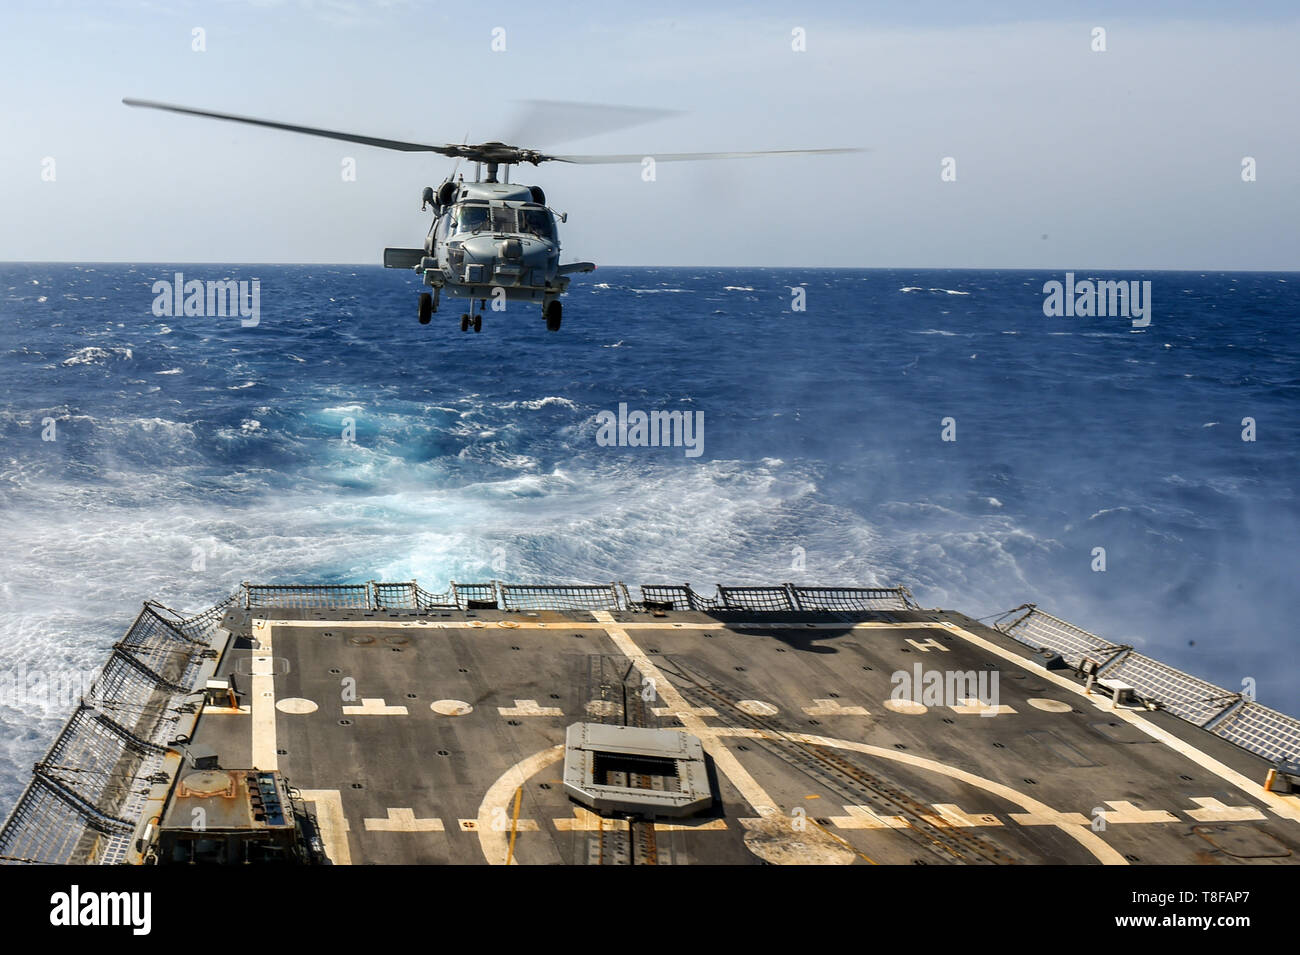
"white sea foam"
500,396,577,411
61,346,133,366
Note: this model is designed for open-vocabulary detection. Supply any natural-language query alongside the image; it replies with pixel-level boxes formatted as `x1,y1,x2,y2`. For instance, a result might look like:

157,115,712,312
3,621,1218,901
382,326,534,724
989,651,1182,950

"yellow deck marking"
936,621,1300,824
808,817,879,865
923,804,1004,828
474,745,564,864
883,699,928,714
905,637,951,652
497,699,564,717
592,610,780,818
1027,698,1073,713
827,806,910,829
803,699,871,717
948,698,1016,716
275,697,317,714
363,808,445,832
654,818,729,831
1184,797,1267,822
1098,800,1179,824
554,807,628,831
299,789,352,865
552,807,728,832
1009,809,1093,826
341,698,408,716
431,699,473,716
506,786,523,865
651,705,718,717
459,818,540,832
245,617,965,633
249,620,278,770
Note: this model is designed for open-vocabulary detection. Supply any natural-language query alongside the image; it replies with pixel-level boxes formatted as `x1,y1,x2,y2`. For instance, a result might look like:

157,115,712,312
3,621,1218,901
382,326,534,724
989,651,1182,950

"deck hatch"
563,722,712,817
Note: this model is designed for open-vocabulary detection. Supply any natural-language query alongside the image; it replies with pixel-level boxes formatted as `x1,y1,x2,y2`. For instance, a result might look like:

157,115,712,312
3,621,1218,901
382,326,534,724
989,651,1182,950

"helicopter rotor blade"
504,100,682,149
122,98,464,156
546,147,865,164
448,129,470,180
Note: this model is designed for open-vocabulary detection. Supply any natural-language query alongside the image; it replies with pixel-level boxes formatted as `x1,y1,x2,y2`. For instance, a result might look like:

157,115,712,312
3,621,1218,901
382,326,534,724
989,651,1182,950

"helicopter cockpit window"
454,203,491,233
453,203,519,234
518,207,555,240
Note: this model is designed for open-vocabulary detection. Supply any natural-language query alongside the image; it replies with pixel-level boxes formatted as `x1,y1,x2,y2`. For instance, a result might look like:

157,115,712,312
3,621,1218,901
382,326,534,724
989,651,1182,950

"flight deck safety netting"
0,599,229,865
239,579,921,615
992,605,1126,669
371,581,420,609
451,582,499,609
993,604,1300,764
244,583,371,609
1102,653,1241,726
640,584,917,613
499,583,626,612
1212,702,1300,763
638,585,721,612
718,585,796,612
791,586,918,612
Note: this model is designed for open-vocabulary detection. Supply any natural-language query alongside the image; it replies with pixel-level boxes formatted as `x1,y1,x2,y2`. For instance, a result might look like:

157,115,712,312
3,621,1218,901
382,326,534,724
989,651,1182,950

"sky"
2,0,1297,268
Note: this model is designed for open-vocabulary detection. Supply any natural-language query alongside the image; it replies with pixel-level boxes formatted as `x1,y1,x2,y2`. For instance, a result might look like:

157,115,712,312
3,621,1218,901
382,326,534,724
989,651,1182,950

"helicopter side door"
431,209,455,282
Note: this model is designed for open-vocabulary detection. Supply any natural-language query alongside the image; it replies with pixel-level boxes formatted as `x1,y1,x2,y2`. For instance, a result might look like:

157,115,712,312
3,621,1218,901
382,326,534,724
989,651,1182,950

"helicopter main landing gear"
418,292,433,324
544,300,562,332
459,301,483,333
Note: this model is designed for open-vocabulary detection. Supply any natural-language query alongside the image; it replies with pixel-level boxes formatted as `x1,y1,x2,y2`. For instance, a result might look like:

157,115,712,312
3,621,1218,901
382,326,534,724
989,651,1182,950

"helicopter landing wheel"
545,300,562,332
473,314,482,333
418,292,432,325
460,314,470,332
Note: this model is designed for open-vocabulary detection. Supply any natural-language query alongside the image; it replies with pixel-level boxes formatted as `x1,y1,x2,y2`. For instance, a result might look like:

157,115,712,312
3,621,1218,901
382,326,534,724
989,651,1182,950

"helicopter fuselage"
384,178,594,332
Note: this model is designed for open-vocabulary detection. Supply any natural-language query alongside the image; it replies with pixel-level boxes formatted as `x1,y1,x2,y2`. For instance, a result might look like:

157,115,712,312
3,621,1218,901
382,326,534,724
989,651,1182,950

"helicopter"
122,98,860,333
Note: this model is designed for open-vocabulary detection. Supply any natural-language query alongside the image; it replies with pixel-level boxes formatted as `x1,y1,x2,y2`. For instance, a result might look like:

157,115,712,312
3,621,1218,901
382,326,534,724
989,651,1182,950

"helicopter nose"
462,235,550,266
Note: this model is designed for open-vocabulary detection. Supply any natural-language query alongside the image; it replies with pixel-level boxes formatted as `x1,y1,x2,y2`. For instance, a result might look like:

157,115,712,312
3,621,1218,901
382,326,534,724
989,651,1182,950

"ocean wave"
131,418,196,441
500,397,577,411
61,346,133,366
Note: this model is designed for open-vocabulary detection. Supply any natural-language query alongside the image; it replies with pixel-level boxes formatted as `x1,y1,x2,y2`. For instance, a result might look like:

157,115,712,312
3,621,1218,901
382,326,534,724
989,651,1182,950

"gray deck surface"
186,605,1300,865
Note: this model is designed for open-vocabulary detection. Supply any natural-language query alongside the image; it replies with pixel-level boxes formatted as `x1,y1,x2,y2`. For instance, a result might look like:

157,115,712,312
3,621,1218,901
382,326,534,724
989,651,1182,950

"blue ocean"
1,264,1297,808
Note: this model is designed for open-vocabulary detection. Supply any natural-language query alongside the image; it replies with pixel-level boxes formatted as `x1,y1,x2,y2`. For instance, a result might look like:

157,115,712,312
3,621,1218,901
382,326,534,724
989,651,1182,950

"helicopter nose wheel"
544,300,562,332
473,314,482,333
418,292,433,325
460,314,470,332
